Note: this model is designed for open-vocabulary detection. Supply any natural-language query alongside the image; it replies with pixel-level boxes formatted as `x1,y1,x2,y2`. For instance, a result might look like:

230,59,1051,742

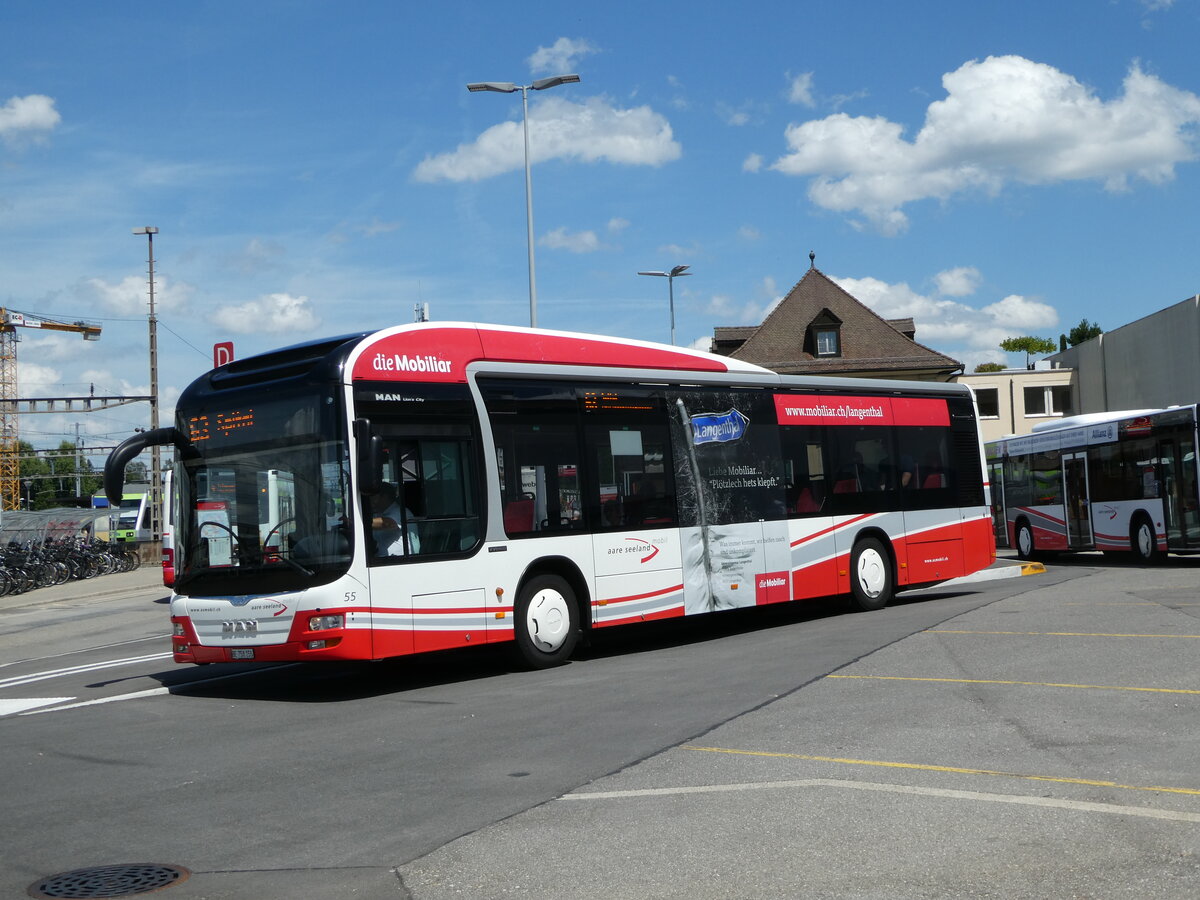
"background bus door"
989,460,1008,548
1157,437,1197,548
1063,452,1092,549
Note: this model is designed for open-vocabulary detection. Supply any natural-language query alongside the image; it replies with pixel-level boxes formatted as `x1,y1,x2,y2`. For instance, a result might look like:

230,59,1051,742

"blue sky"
3,0,1199,456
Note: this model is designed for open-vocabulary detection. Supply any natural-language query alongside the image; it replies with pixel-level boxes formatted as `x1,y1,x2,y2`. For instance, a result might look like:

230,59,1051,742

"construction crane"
1,307,102,511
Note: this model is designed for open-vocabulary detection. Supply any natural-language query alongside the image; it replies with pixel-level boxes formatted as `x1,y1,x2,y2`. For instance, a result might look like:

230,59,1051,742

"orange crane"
1,307,102,510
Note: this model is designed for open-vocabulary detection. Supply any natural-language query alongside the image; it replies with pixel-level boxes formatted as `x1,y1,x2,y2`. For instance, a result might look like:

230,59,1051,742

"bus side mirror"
354,418,383,495
104,426,192,506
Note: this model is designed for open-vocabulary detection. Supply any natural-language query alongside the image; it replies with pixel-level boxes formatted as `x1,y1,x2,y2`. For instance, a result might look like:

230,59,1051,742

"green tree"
973,361,1005,373
1000,335,1057,369
17,441,104,509
1067,318,1103,346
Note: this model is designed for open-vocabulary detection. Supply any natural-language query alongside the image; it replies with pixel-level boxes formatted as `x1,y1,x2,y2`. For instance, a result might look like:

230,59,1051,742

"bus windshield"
174,388,353,594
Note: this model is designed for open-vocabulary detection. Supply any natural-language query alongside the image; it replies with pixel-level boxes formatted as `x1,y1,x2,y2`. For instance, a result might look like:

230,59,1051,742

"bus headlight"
172,622,187,637
309,614,344,632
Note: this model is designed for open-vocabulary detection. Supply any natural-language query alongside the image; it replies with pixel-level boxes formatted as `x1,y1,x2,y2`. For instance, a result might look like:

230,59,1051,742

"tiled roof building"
712,265,962,381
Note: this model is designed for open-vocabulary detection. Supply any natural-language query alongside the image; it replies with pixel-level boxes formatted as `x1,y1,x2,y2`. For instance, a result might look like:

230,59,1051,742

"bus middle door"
1062,451,1092,549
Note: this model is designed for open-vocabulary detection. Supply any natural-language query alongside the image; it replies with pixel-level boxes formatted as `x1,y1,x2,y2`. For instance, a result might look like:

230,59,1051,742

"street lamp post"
132,226,161,544
637,265,691,346
467,74,580,329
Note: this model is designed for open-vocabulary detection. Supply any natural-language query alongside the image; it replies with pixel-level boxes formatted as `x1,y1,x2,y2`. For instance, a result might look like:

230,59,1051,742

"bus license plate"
231,649,255,660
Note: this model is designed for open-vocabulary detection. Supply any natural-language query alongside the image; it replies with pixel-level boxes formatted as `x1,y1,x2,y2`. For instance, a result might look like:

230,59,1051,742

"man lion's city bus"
987,405,1200,563
106,323,995,669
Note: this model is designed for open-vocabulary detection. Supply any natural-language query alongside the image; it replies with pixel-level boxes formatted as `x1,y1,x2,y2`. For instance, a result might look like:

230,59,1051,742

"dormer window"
806,309,843,358
815,327,840,357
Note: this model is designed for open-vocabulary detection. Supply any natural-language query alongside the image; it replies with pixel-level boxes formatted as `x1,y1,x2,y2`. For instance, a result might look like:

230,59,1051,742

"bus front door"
1158,438,1197,548
1063,451,1092,549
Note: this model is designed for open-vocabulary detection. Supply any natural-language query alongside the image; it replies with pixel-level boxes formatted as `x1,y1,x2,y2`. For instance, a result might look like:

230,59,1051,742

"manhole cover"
28,864,190,898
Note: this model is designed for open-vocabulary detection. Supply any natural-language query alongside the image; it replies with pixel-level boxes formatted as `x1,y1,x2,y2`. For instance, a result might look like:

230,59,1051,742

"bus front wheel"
1015,520,1036,561
1130,515,1162,565
849,538,893,612
513,574,580,669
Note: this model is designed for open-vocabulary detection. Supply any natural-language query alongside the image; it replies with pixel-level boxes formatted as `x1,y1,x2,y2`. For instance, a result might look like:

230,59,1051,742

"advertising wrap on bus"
104,322,995,671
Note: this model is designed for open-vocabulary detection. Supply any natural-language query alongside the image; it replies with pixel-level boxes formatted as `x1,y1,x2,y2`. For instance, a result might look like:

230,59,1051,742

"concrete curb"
937,560,1046,588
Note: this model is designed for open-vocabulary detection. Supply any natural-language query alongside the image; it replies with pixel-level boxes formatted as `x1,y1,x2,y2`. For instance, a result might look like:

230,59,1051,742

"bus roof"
988,404,1198,456
346,322,772,383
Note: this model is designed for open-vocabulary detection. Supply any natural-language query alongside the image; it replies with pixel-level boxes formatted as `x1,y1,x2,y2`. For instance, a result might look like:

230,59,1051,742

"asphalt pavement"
393,556,1200,900
14,555,1200,898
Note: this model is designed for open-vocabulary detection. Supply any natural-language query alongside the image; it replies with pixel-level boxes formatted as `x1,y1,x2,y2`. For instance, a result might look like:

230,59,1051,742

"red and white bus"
105,323,995,669
988,405,1200,562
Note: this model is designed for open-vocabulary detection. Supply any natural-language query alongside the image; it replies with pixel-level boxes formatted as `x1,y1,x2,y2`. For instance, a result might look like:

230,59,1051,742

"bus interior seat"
503,499,534,533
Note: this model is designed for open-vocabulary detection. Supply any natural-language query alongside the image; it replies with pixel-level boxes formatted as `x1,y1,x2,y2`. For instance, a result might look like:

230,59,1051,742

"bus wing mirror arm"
354,418,383,495
103,426,194,506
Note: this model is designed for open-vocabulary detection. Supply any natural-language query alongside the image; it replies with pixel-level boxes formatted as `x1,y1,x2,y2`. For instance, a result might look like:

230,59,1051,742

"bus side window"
587,425,675,530
780,424,827,515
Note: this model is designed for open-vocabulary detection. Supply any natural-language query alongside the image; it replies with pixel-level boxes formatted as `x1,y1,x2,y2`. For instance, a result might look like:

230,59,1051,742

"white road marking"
565,777,1200,824
0,652,173,690
0,697,75,716
19,662,304,716
0,634,170,669
22,687,169,713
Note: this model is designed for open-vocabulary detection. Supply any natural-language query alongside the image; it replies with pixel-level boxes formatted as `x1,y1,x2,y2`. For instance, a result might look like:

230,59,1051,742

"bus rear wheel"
1130,514,1162,565
849,537,893,612
1015,520,1036,561
513,574,580,669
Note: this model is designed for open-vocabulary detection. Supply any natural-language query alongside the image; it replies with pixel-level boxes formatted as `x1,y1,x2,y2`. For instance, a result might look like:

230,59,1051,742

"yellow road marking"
1062,601,1200,606
827,673,1200,695
931,629,1200,638
684,745,1200,797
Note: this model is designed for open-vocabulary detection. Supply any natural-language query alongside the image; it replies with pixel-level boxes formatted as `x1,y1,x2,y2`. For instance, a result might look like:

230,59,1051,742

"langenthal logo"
690,408,749,445
371,352,452,374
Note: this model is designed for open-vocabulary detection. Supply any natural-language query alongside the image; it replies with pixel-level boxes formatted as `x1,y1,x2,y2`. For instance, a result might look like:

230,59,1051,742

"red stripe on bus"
594,583,685,608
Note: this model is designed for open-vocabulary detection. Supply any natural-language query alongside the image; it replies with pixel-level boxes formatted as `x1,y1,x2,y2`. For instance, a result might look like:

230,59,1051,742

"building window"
975,388,999,419
1023,384,1072,418
815,328,840,357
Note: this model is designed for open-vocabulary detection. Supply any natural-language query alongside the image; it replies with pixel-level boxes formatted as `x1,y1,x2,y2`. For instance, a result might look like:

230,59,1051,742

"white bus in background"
987,405,1200,562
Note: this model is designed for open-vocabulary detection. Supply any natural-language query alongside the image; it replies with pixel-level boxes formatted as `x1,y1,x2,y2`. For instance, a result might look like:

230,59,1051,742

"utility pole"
133,227,161,542
74,422,82,499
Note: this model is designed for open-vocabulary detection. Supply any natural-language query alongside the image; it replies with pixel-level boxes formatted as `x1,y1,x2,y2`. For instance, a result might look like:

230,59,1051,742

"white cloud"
16,359,61,395
718,102,751,127
527,38,597,74
832,272,1059,369
540,227,602,253
359,217,401,237
743,153,764,173
788,72,815,107
414,96,681,182
771,56,1200,234
706,292,780,326
607,217,630,233
85,275,192,315
212,293,320,335
0,94,60,146
739,225,762,241
934,266,982,297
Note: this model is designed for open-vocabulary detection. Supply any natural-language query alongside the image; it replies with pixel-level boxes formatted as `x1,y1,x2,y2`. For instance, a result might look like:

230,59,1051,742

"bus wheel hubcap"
857,549,886,598
527,589,569,652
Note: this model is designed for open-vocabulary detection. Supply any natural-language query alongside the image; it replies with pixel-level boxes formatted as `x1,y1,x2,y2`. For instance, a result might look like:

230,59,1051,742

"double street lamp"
467,74,581,328
637,265,691,346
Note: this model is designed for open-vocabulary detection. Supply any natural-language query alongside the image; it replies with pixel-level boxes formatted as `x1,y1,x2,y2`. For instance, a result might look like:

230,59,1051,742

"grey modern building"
1049,293,1200,413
